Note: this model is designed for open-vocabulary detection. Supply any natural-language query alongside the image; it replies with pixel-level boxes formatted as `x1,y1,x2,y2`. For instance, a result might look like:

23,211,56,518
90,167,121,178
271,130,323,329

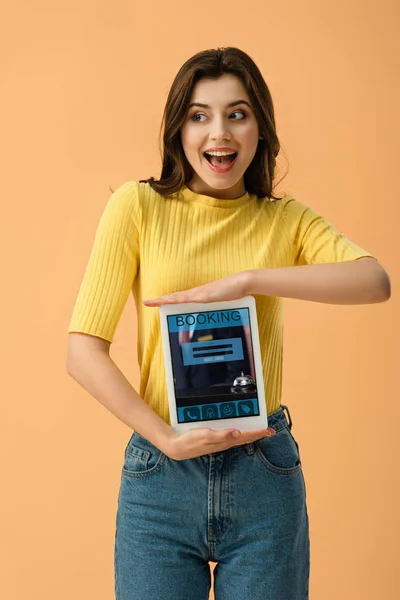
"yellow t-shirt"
68,181,375,421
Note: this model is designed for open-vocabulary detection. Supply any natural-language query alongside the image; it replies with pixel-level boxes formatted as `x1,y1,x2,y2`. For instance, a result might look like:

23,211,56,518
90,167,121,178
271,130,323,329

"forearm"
244,258,391,305
67,350,176,454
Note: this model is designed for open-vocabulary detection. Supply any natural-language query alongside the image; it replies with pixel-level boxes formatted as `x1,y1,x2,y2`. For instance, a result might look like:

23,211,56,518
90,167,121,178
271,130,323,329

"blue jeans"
114,404,310,599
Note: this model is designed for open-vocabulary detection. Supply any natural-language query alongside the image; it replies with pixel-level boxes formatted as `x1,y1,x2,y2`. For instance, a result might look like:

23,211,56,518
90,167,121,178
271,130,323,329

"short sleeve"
68,181,140,343
281,197,377,266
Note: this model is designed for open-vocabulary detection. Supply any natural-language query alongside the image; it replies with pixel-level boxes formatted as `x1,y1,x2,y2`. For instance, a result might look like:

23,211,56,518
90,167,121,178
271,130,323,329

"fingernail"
232,431,240,438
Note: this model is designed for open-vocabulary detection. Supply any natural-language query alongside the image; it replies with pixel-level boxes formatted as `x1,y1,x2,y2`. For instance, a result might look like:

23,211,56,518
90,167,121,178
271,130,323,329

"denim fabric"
114,404,310,599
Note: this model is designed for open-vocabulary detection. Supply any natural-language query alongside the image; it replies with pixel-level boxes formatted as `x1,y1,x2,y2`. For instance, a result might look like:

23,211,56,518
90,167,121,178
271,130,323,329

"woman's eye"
190,111,246,122
230,111,246,120
191,113,206,122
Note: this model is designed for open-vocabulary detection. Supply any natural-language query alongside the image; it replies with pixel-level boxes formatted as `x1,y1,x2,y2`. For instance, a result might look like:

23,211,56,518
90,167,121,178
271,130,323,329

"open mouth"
203,152,238,167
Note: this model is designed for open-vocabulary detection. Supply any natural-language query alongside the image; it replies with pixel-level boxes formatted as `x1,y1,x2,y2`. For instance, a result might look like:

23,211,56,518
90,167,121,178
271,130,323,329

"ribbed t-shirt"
68,181,375,421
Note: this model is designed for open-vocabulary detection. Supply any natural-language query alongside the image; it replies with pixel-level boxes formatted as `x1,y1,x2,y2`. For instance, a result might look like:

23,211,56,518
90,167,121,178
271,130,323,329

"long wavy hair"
126,47,288,200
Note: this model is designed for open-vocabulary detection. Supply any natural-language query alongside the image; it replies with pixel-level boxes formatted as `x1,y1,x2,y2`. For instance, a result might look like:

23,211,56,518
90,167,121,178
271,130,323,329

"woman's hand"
165,426,276,461
143,271,251,306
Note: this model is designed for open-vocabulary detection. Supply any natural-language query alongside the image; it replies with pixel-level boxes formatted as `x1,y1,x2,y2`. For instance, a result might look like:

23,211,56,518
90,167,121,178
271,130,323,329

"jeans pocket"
122,432,167,478
255,425,302,475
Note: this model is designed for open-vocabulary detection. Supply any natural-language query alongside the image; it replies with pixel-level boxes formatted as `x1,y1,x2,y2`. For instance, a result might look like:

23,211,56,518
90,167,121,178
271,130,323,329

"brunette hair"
128,47,287,200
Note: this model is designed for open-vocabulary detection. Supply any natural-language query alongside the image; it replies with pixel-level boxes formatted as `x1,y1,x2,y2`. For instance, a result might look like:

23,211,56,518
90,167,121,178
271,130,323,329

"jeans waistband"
267,404,293,432
237,404,294,456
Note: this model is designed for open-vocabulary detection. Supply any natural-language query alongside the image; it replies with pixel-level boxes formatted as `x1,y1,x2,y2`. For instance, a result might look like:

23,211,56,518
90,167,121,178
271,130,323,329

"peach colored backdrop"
1,1,398,599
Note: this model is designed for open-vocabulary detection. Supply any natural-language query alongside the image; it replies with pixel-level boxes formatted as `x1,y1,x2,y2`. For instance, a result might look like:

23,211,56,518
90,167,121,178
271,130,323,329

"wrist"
159,426,180,458
242,269,255,295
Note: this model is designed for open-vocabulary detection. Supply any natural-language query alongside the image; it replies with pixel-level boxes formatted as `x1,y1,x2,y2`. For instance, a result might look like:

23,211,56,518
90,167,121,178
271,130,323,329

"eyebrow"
188,100,252,110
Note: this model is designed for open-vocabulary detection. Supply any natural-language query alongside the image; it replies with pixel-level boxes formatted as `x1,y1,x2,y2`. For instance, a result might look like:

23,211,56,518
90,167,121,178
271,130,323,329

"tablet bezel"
159,295,268,433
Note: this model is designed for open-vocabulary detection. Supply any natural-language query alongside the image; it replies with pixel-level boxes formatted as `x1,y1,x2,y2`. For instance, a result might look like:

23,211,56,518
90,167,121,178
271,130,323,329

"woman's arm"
67,333,175,453
244,257,391,305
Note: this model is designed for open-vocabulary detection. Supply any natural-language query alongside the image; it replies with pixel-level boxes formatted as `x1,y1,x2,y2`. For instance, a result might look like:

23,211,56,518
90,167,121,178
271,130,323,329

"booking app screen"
166,308,260,424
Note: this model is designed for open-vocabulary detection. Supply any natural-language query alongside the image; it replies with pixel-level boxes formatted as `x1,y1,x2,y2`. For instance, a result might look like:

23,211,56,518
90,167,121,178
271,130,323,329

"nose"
210,116,231,141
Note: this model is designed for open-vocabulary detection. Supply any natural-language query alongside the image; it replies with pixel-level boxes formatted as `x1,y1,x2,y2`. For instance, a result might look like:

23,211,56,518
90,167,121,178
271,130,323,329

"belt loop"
245,442,255,455
281,404,293,430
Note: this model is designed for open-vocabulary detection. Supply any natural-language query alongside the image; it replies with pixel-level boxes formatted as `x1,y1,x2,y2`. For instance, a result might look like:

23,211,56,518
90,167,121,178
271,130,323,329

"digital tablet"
159,296,268,433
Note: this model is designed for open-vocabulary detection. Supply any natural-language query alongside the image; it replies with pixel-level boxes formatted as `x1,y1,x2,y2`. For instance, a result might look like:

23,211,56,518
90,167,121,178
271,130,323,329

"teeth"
205,151,236,156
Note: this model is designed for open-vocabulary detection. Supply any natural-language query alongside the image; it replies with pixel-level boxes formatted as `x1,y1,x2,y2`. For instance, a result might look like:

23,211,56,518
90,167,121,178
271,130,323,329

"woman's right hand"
165,426,276,461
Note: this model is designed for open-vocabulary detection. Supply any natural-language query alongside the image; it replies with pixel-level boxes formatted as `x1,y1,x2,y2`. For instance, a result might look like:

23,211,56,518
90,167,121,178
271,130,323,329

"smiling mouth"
203,152,238,166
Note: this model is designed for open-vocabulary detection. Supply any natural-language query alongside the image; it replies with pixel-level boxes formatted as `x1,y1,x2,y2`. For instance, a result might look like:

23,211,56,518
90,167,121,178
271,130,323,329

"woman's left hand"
143,271,251,306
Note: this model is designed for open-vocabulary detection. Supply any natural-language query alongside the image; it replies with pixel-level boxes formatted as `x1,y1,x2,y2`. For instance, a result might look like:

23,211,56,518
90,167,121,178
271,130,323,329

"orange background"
1,1,399,599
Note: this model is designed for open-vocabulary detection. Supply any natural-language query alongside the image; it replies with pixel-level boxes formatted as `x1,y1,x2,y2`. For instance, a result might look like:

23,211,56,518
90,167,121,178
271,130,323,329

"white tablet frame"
159,295,268,433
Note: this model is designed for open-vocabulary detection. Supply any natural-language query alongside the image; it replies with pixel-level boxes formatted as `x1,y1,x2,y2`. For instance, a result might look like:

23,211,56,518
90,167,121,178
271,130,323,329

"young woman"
67,47,390,600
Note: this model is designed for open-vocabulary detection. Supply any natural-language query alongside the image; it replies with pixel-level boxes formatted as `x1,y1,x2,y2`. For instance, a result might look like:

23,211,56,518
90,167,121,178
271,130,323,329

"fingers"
206,427,276,451
229,428,276,439
230,428,276,446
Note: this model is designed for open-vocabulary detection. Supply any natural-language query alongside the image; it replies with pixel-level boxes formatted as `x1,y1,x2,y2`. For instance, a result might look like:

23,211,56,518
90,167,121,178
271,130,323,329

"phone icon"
184,407,201,421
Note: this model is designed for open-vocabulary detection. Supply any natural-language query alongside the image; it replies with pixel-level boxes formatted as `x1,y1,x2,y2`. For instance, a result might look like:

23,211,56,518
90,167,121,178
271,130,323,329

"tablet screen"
166,307,261,424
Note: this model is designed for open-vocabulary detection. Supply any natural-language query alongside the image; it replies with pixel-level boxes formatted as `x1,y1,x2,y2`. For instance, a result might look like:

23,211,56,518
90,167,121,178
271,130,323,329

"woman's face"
180,74,261,200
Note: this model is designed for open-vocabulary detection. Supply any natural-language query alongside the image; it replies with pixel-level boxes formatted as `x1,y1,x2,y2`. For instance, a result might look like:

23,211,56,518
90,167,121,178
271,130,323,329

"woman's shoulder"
257,192,297,217
108,179,156,212
263,193,313,221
